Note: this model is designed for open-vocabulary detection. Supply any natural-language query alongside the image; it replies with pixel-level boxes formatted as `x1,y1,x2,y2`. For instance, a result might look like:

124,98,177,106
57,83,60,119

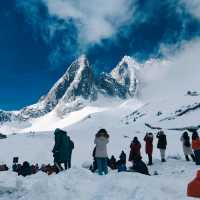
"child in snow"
156,131,167,162
144,132,154,165
191,131,200,165
129,137,141,166
94,129,109,175
181,131,195,162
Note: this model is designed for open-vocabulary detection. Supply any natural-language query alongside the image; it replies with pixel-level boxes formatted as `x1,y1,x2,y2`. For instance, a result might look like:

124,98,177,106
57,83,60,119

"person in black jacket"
132,156,150,175
156,131,167,162
18,161,32,177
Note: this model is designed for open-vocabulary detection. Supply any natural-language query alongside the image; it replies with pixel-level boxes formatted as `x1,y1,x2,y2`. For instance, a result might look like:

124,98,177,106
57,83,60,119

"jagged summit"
0,55,142,123
111,56,140,97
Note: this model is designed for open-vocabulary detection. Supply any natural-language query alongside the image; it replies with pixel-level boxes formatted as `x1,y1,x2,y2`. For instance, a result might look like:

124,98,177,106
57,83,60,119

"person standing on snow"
156,131,167,162
180,131,195,162
94,129,109,175
144,132,154,165
65,136,74,169
129,137,141,166
52,128,70,171
192,131,200,165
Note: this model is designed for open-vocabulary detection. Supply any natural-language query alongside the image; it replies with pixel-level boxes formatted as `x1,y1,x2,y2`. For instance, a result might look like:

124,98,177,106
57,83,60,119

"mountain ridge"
0,55,142,123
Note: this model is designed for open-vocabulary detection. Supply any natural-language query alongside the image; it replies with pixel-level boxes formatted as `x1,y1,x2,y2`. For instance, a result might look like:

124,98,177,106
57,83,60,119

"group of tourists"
1,127,200,177
89,128,200,176
181,131,200,165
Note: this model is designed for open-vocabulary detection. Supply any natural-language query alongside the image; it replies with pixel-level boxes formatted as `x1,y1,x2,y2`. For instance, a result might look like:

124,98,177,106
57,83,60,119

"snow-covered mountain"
0,55,141,124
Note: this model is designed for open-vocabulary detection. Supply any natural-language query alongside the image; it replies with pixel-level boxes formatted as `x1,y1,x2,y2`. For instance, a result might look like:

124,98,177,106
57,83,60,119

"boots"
185,155,190,161
191,154,196,162
148,155,153,166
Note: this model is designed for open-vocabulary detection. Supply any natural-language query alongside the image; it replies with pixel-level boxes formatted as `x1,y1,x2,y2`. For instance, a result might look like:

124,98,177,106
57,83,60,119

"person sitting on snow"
117,151,127,172
109,155,117,170
132,155,150,176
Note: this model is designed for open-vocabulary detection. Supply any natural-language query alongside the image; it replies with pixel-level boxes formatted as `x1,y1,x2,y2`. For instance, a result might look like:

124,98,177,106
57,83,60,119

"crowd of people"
89,129,200,176
1,128,200,177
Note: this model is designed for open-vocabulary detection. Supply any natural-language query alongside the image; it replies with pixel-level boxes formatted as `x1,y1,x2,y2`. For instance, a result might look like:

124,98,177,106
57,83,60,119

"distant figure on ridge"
180,131,195,162
94,129,109,175
144,132,154,165
156,131,167,162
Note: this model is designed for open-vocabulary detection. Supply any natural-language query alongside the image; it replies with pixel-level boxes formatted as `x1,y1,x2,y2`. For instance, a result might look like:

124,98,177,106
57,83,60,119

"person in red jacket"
144,132,154,165
129,137,141,166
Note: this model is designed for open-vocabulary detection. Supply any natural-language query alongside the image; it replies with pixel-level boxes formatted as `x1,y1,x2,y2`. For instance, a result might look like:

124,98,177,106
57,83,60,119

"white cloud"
181,0,200,19
140,39,200,100
43,0,134,44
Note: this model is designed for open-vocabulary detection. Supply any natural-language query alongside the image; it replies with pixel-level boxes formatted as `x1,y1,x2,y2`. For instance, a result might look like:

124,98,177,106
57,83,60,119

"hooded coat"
52,129,70,163
94,136,109,158
181,134,193,155
144,134,153,155
129,139,141,162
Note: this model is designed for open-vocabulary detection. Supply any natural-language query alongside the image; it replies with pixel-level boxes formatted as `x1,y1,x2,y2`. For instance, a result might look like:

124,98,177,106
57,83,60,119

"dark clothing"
96,158,108,175
19,162,32,177
157,133,167,149
119,151,126,165
66,138,74,169
144,135,153,155
52,129,70,164
194,150,200,165
133,160,150,175
109,156,117,170
129,141,141,162
90,147,97,173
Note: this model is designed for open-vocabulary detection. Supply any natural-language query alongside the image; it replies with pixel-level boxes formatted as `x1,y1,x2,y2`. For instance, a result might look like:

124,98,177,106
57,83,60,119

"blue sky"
0,0,200,110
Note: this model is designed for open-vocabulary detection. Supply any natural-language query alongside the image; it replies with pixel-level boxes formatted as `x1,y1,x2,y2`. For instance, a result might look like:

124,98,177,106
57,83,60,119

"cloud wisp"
43,0,134,44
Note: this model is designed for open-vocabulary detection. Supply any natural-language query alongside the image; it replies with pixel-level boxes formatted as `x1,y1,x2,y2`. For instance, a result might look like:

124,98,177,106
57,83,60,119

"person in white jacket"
94,129,109,175
180,131,195,162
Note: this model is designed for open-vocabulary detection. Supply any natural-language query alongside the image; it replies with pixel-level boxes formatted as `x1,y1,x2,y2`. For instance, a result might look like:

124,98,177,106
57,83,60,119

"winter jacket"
52,129,70,163
156,133,167,149
181,135,193,155
119,151,126,165
129,142,141,161
68,138,74,154
192,139,200,151
133,160,149,175
94,136,109,158
144,135,153,155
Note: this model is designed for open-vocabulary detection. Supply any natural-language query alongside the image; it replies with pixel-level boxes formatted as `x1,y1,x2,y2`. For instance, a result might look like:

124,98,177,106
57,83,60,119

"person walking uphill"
129,137,141,166
52,128,71,171
94,129,109,175
156,131,167,162
192,131,200,165
181,131,195,162
144,132,154,165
